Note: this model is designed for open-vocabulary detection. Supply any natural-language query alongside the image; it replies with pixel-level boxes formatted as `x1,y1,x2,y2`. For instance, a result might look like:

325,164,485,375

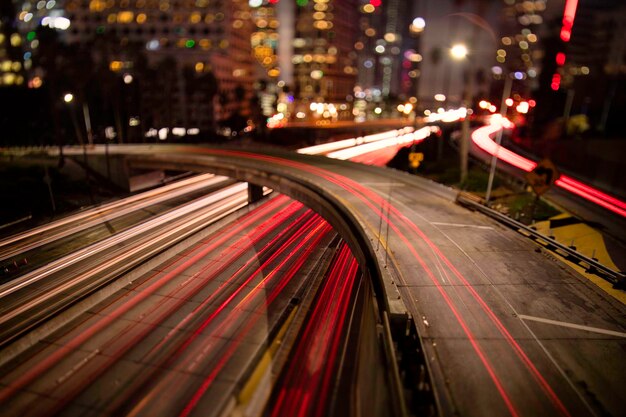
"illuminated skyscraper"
496,0,549,96
291,0,358,108
0,1,27,87
353,0,419,120
60,0,256,131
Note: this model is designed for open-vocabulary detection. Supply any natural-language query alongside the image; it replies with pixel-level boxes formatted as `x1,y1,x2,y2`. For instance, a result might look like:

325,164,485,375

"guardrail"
456,192,626,290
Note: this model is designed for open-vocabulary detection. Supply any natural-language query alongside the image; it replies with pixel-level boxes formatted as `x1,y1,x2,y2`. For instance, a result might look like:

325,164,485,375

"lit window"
118,11,134,23
89,0,106,12
10,34,22,47
190,12,201,23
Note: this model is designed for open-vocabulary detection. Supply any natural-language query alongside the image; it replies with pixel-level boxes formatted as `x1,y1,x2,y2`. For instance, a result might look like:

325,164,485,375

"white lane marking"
518,315,626,338
431,222,494,230
415,210,599,416
359,182,406,187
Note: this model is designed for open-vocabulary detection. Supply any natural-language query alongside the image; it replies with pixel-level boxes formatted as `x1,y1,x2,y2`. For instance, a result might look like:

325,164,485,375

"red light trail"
560,0,578,42
268,242,359,417
471,124,626,218
199,148,572,416
0,195,339,416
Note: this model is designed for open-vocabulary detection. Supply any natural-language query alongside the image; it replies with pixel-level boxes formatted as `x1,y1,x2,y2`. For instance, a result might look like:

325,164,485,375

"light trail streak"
177,219,334,417
471,124,537,172
0,173,222,259
555,176,626,217
0,194,295,405
268,243,359,417
326,127,435,160
0,185,254,347
198,148,571,416
471,124,626,218
83,213,326,417
0,183,250,301
1,193,340,417
297,128,418,156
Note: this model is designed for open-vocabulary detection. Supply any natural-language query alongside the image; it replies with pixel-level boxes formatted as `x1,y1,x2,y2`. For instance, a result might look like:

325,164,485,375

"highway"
469,118,626,241
0,194,364,416
0,126,624,416
104,142,624,417
0,129,421,416
0,173,237,281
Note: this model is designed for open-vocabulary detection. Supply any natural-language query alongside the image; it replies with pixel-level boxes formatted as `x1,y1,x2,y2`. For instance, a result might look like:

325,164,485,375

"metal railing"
456,192,626,289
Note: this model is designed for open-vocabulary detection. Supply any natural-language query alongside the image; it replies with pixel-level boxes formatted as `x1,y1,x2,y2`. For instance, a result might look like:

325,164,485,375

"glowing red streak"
268,243,358,417
556,177,626,217
179,221,334,417
471,125,537,172
0,195,298,405
557,175,626,210
471,124,626,217
172,213,323,358
202,150,524,415
561,0,578,38
560,0,578,41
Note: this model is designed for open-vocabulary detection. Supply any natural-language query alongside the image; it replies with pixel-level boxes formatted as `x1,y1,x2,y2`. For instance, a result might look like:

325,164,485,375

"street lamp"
450,43,471,184
63,92,85,145
450,44,468,60
63,92,94,146
484,74,513,204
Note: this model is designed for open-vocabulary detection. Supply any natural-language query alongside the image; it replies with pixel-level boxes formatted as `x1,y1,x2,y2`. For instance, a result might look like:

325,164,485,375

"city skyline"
1,0,625,145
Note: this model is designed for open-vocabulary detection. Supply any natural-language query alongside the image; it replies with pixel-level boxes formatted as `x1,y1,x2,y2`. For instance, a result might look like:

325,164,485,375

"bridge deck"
17,144,626,417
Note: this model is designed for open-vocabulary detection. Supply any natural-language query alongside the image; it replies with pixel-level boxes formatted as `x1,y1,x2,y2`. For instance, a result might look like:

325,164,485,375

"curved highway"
107,143,624,417
1,139,624,417
0,194,360,417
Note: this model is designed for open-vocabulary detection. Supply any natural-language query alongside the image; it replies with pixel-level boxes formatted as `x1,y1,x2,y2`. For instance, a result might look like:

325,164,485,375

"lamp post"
450,43,471,185
484,74,513,204
63,93,85,146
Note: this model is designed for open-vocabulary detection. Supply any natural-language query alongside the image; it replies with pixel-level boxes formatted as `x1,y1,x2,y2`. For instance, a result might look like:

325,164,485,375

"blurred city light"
424,107,467,123
560,0,579,42
450,44,468,60
410,17,425,33
41,16,71,30
158,128,168,140
105,127,117,140
63,93,73,103
516,102,529,114
412,17,425,29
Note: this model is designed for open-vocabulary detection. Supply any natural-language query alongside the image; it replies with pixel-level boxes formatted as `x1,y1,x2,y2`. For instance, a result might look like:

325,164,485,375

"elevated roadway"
41,143,626,417
0,140,624,417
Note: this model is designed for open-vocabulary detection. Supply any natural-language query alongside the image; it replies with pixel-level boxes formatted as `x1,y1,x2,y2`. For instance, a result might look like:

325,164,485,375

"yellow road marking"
237,306,299,406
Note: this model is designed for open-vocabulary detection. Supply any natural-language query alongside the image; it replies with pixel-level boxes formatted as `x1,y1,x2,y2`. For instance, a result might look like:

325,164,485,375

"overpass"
0,141,624,417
